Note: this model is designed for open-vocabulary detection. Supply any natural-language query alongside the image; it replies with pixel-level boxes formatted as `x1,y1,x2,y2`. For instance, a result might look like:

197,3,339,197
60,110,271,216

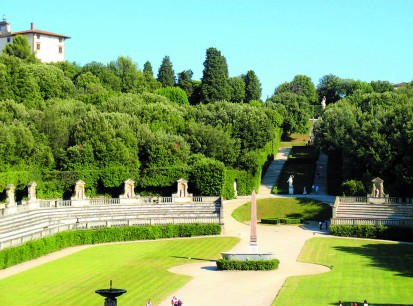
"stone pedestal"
120,179,135,199
72,180,86,201
289,187,294,195
6,184,16,207
27,181,37,204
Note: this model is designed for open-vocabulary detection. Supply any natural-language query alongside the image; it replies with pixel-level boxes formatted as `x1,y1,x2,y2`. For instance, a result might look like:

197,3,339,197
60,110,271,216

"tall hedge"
191,158,225,196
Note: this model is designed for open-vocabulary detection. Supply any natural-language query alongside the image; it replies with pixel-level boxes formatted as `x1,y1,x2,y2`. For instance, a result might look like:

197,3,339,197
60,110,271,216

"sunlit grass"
0,237,239,306
272,237,413,306
231,197,331,222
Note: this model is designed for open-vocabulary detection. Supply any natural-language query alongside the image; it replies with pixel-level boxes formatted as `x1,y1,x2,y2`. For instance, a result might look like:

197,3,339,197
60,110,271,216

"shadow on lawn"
170,256,215,262
333,243,413,278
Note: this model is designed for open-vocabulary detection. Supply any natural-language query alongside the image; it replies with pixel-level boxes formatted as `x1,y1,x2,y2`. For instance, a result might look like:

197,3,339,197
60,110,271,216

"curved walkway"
159,197,330,306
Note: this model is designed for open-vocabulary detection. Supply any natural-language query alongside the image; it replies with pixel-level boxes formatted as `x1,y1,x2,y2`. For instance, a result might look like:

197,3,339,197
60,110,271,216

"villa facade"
0,17,70,62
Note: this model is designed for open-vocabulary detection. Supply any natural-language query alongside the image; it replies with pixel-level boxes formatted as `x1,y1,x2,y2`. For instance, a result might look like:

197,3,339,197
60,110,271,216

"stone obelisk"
250,190,258,252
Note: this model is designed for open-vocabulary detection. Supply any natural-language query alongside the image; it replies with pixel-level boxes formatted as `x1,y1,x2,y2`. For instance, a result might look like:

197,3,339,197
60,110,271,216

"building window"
59,37,63,42
36,43,41,50
7,37,11,43
58,46,63,53
36,34,40,39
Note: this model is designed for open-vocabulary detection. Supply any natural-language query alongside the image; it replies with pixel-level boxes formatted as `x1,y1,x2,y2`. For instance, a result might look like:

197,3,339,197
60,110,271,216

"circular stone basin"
95,289,127,299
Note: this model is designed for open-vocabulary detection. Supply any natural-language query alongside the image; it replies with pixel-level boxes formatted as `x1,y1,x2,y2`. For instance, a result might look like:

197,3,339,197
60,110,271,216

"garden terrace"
331,196,413,228
0,198,222,250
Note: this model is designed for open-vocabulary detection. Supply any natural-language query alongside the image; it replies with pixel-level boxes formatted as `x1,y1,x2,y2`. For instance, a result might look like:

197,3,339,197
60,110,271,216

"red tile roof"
8,29,70,39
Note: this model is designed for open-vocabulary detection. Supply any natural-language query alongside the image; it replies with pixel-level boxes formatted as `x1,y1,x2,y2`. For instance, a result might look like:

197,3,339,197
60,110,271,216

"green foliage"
157,56,175,87
184,122,241,166
268,92,312,137
341,179,365,196
200,47,231,103
228,76,245,103
279,217,302,224
316,74,345,104
0,223,221,269
243,70,262,102
155,86,189,105
370,80,394,93
3,35,37,63
216,258,279,270
191,158,225,196
330,225,413,242
261,217,280,224
177,70,196,102
275,74,316,104
315,91,413,196
108,56,145,93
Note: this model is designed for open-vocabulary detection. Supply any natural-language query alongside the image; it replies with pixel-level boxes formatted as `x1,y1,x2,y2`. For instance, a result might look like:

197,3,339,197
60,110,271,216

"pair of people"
171,296,183,306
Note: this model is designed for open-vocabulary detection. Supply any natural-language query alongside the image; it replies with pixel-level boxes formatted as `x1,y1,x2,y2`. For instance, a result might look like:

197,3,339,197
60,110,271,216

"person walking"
319,221,323,230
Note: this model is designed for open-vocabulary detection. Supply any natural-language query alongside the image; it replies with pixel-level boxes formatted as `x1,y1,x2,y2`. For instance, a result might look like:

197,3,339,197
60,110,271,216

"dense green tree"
243,70,262,102
370,80,394,93
200,47,231,103
80,61,122,91
3,35,37,63
143,61,154,77
316,74,345,104
268,92,311,137
228,77,245,103
155,87,189,105
177,70,195,101
50,61,81,80
184,122,241,165
157,56,175,87
25,63,75,100
108,56,145,93
274,75,316,103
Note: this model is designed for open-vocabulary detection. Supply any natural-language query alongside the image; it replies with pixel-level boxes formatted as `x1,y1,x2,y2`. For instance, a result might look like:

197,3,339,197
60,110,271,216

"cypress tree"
200,47,230,103
244,70,262,102
157,56,175,87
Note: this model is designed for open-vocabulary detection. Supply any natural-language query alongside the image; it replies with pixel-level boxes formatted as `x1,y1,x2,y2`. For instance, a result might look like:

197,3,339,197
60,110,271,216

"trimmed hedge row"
330,225,413,242
216,258,279,271
0,223,221,269
261,217,302,224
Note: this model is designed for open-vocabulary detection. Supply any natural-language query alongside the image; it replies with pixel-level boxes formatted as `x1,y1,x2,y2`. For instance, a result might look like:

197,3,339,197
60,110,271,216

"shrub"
216,258,279,270
261,218,280,224
330,225,413,242
279,218,302,224
0,223,221,269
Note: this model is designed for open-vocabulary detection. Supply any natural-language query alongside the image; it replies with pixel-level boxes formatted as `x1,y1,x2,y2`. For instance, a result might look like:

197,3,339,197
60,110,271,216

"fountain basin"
95,288,127,299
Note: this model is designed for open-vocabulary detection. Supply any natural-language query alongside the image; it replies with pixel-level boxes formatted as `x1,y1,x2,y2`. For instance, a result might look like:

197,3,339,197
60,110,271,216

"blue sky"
2,0,412,99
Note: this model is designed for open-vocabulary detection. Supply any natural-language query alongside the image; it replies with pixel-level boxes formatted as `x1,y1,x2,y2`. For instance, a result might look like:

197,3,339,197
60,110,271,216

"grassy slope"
231,198,331,222
0,237,239,306
273,237,413,306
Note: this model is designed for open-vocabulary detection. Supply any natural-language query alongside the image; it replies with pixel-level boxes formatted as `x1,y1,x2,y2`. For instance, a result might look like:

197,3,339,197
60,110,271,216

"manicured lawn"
280,132,309,147
231,197,331,222
0,237,239,306
272,237,413,306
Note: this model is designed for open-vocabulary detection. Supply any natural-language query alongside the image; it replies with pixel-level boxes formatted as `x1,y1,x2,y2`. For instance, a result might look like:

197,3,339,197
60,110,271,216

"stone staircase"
332,199,413,228
335,202,413,220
